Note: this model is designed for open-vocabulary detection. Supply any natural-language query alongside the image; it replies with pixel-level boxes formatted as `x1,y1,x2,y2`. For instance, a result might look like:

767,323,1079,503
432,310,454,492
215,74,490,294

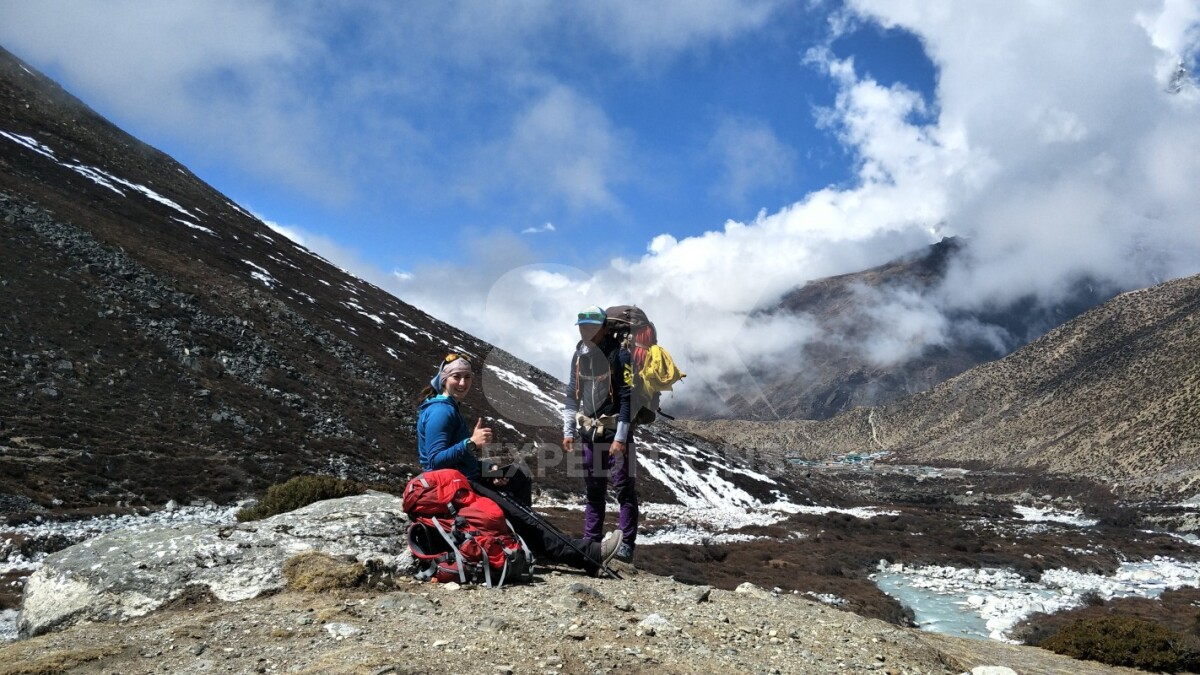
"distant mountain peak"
1167,56,1195,94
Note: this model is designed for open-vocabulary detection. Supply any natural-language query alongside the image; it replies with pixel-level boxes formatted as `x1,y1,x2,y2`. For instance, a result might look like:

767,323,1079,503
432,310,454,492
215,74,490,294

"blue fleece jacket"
416,395,481,480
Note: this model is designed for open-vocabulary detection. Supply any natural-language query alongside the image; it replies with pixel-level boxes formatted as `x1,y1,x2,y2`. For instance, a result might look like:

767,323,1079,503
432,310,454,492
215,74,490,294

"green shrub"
236,475,365,522
1040,615,1200,672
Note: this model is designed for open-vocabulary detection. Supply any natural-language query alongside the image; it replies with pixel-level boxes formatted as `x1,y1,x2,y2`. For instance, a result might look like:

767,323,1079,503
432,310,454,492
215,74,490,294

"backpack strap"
510,519,534,563
495,519,522,589
574,342,615,404
573,340,583,401
431,517,467,584
482,537,493,588
576,372,610,381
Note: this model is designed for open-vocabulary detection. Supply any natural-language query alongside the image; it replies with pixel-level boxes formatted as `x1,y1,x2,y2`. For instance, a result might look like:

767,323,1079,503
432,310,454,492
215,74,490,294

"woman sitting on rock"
416,353,620,574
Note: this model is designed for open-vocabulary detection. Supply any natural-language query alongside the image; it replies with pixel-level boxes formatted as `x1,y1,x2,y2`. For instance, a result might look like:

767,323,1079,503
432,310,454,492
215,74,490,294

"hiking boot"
615,542,634,563
598,530,621,565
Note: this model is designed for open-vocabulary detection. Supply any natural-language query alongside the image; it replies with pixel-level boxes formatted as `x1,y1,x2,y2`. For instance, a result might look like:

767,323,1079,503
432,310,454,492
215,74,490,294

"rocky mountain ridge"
678,271,1200,499
681,237,1117,421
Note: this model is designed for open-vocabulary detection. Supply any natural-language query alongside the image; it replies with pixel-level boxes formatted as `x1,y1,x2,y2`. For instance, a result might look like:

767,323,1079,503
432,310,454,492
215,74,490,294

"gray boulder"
19,492,413,638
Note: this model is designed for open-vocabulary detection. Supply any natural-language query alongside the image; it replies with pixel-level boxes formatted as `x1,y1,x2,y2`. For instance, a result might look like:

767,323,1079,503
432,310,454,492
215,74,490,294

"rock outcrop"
6,496,1151,674
18,493,412,638
5,559,1135,674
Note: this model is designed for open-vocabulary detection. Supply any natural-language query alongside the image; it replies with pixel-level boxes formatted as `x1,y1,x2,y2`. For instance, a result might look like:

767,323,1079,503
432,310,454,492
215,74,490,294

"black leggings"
470,479,599,573
478,462,533,508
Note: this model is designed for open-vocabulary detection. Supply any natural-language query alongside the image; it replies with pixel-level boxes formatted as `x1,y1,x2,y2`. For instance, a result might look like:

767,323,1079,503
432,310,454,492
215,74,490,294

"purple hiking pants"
581,437,639,548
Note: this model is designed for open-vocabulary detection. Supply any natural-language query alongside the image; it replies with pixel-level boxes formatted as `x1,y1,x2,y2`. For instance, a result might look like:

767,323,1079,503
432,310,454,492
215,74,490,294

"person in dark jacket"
562,306,639,563
417,353,619,574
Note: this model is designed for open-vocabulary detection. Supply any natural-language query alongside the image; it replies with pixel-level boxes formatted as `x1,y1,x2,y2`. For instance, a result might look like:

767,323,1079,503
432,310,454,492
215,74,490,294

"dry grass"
0,643,125,675
283,551,366,592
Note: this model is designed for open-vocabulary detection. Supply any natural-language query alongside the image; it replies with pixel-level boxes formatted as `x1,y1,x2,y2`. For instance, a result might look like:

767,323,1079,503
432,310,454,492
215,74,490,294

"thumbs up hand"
470,417,493,450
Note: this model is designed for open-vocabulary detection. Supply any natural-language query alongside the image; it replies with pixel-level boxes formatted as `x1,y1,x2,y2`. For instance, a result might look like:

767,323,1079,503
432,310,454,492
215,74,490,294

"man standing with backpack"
563,306,638,563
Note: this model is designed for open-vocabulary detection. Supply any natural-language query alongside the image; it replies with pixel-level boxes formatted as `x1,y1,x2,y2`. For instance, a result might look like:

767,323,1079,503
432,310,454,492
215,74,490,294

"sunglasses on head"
440,353,472,372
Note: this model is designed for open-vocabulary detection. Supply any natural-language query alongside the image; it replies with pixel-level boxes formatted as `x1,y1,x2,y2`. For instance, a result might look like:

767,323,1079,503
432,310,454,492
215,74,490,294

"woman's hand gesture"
470,417,493,450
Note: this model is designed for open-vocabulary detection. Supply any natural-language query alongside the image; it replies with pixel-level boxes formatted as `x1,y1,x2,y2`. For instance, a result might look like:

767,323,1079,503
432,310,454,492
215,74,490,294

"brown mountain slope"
0,45,798,514
681,272,1200,498
675,237,1115,421
0,44,538,509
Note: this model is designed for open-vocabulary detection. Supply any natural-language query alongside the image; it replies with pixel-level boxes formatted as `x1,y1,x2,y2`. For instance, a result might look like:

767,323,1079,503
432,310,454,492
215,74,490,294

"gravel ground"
0,564,1138,675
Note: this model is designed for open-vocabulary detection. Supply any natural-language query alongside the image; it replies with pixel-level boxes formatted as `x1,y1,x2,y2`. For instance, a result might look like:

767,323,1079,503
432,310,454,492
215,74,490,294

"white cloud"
0,0,794,218
463,86,629,213
402,1,1200,417
0,0,345,198
580,0,789,64
259,217,307,246
7,1,1198,419
709,117,796,205
1138,0,1200,82
522,222,557,235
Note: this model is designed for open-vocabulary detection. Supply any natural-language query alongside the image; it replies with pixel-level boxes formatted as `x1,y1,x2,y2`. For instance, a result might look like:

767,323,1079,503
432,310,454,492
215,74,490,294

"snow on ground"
4,490,1196,647
484,365,563,416
227,201,253,219
636,438,762,511
492,418,523,437
242,260,278,288
1013,505,1098,527
62,163,124,195
874,557,1200,642
172,217,217,236
637,510,784,546
0,503,241,640
786,503,900,518
0,130,56,160
3,503,240,569
96,170,193,218
638,524,764,546
0,610,17,642
3,130,193,219
804,592,848,607
268,253,300,270
531,498,801,545
343,300,385,326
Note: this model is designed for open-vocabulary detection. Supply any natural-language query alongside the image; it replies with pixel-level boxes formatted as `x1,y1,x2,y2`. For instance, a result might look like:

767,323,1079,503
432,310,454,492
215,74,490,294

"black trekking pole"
478,422,621,580
501,491,622,580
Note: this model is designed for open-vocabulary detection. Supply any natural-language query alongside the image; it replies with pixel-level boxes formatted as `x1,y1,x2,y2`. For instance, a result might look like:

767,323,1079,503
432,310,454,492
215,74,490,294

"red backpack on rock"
402,469,533,587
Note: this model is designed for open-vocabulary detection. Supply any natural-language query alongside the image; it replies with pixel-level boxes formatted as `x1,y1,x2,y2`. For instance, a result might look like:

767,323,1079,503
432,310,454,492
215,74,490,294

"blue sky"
0,2,940,271
2,1,1199,411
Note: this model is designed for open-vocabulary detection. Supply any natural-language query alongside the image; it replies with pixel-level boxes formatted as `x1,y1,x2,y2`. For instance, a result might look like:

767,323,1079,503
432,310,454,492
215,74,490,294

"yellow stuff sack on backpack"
640,344,685,397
